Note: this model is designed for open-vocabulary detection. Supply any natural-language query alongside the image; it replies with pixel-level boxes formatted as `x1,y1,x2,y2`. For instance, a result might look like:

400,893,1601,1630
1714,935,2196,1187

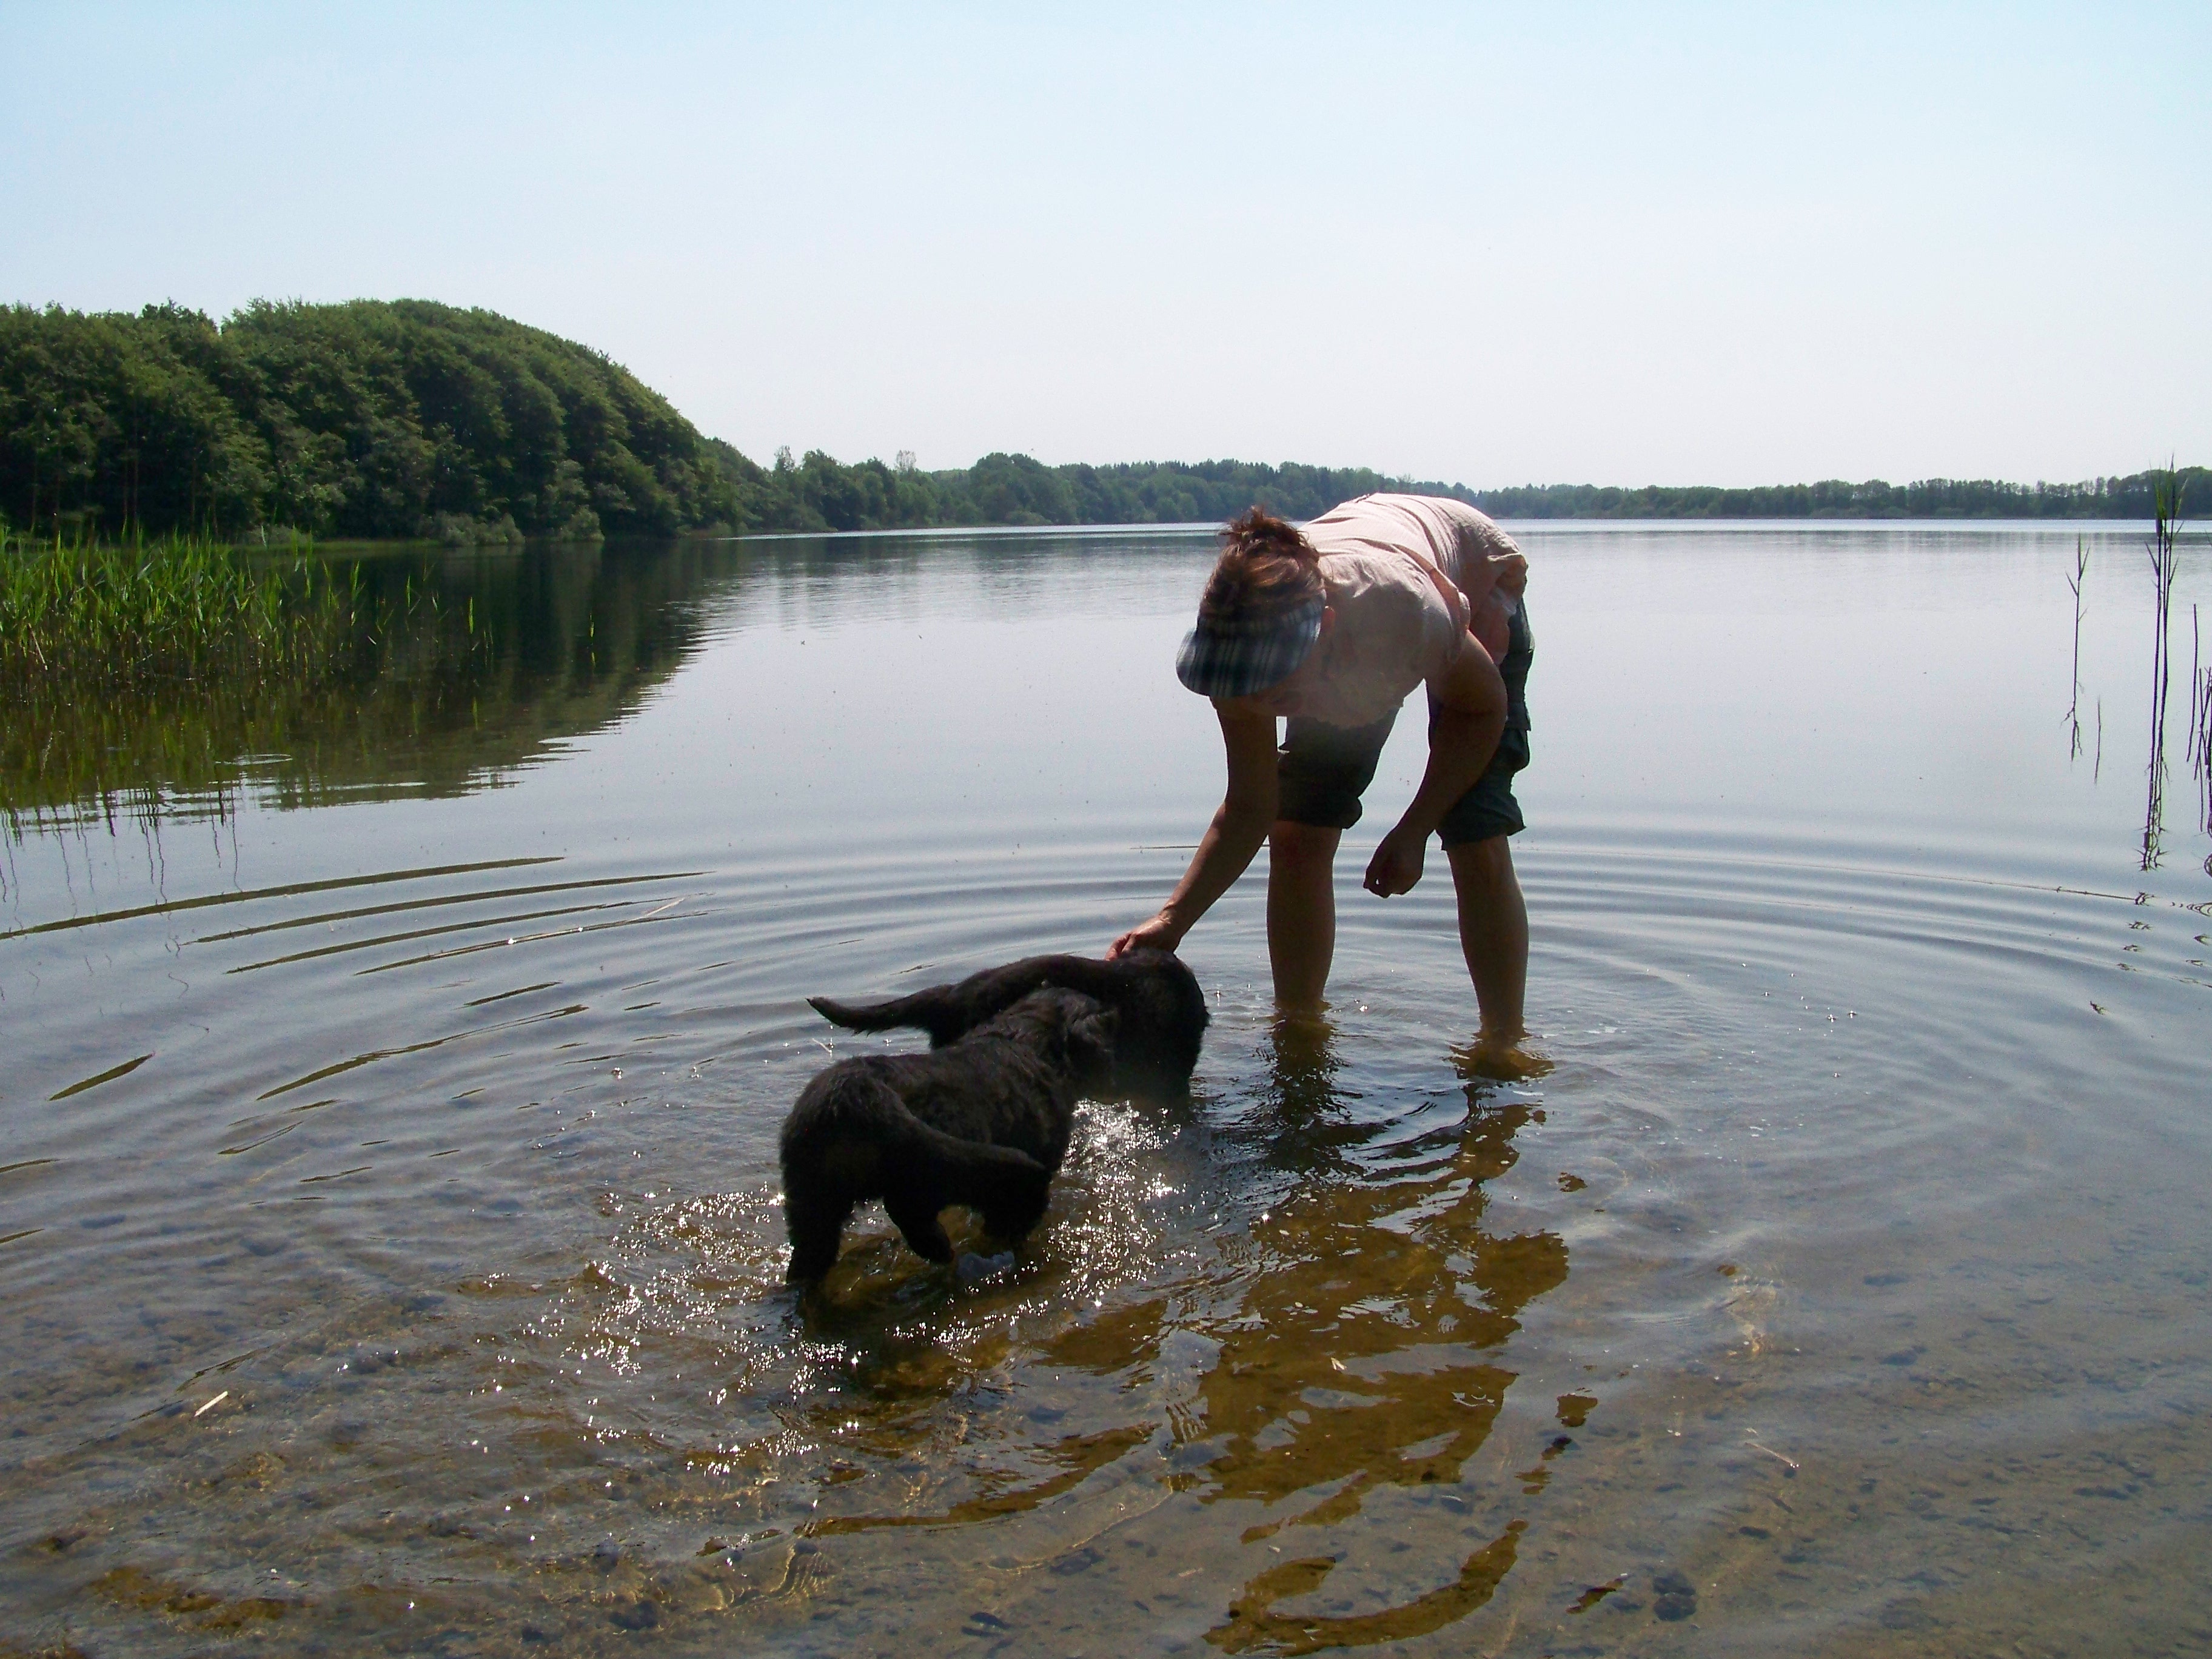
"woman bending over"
1108,495,1536,1068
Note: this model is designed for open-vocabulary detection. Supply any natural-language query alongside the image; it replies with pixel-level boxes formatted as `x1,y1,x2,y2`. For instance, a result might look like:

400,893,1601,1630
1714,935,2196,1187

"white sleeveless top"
1296,494,1523,728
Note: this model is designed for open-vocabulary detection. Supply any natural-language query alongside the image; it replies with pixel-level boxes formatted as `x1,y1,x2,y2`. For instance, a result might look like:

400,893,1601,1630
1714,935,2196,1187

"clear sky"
4,2,2204,487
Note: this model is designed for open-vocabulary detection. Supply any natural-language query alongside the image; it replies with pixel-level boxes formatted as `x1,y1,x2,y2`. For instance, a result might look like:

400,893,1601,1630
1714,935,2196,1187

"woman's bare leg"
1446,834,1528,1042
1267,820,1341,1012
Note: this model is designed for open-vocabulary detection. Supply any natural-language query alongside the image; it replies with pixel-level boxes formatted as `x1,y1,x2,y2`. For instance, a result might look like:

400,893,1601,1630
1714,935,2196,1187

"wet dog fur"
779,987,1119,1283
807,949,1207,1101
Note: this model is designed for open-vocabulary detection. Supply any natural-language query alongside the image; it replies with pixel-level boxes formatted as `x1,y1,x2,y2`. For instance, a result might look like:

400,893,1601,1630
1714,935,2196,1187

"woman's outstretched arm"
1108,703,1279,957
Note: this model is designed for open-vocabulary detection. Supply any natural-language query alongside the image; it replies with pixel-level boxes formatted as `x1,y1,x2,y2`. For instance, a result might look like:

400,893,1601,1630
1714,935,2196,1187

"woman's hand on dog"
1108,911,1183,960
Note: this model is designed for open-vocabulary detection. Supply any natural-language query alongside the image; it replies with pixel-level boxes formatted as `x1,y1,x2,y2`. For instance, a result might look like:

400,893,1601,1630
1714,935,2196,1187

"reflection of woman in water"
1108,495,1535,1066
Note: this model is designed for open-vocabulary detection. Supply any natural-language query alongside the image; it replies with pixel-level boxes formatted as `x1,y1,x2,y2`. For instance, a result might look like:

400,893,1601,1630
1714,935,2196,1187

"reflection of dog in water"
808,950,1208,1100
780,988,1119,1283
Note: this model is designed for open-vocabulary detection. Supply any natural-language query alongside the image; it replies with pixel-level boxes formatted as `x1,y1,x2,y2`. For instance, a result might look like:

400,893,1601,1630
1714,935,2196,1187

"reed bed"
1,537,695,837
0,524,361,690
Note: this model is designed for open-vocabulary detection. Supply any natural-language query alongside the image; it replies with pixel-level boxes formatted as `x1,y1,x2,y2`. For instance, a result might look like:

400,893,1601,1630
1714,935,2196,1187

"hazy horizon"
5,3,2204,489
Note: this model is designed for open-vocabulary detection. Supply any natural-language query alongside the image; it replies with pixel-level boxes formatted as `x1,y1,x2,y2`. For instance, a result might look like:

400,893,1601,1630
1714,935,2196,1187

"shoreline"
306,515,2211,550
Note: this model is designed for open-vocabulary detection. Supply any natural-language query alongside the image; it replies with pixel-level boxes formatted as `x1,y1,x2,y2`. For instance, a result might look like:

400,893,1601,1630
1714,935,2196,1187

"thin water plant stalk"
2191,602,2212,840
2199,668,2212,840
2066,536,2088,757
2140,468,2185,870
2192,602,2205,772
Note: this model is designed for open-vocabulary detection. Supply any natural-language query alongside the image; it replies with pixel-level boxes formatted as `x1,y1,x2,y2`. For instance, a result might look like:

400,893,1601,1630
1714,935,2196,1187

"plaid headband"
1175,595,1324,698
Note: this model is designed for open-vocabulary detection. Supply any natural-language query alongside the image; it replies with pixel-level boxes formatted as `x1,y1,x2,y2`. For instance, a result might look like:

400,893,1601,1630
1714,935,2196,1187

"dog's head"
1065,1002,1121,1085
1071,950,1206,1099
1019,988,1119,1089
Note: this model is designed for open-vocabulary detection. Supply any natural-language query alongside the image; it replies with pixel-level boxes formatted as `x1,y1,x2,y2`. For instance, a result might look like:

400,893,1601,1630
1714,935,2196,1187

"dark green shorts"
1276,601,1532,849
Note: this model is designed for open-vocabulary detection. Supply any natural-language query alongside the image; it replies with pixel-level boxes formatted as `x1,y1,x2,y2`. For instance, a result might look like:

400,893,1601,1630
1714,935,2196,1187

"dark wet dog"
779,988,1119,1283
807,950,1207,1100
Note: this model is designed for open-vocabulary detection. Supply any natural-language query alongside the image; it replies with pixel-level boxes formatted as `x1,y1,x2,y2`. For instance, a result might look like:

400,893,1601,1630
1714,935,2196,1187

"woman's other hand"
1362,823,1428,897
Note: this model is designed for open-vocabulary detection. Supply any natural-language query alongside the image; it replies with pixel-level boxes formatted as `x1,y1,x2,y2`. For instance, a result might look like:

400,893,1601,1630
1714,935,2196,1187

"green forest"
0,301,734,543
1,301,2200,541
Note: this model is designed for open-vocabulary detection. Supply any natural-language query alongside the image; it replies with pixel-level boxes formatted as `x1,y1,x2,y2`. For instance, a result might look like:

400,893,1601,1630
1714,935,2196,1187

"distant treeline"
2,301,2199,540
723,451,2208,532
714,444,1479,532
1469,473,2208,521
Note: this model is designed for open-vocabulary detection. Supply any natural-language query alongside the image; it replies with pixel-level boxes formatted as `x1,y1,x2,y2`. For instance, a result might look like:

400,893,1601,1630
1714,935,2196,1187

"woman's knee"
1269,820,1341,877
1446,833,1517,893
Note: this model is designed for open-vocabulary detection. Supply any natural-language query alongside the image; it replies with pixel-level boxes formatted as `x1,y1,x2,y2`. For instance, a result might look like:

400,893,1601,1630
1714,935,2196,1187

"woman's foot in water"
1453,1027,1552,1082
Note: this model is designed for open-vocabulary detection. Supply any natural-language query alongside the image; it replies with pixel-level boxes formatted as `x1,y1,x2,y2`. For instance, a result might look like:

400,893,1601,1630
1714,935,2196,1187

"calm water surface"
2,524,2208,1656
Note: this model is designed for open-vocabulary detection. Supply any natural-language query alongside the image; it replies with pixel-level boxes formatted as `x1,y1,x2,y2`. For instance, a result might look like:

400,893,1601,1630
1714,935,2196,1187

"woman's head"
1175,508,1328,699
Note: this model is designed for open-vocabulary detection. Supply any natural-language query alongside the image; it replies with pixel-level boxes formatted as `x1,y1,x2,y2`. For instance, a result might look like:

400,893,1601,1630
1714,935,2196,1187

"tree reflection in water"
1,541,739,834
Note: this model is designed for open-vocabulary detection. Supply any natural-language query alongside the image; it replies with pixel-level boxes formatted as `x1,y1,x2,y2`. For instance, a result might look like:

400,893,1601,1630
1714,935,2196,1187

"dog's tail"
806,957,1073,1046
806,991,931,1034
781,1069,1053,1280
806,987,1001,1048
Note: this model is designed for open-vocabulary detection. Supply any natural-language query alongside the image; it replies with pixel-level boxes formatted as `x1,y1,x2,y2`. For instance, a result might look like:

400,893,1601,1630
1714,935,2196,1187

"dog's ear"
1066,1006,1119,1073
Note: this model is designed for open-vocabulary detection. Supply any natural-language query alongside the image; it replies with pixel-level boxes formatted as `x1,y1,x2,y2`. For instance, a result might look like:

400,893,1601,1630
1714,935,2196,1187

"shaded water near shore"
3,523,2209,1655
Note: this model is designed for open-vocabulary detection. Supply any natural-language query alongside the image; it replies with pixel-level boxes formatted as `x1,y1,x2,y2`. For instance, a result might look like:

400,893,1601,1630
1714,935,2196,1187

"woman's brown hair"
1197,507,1322,625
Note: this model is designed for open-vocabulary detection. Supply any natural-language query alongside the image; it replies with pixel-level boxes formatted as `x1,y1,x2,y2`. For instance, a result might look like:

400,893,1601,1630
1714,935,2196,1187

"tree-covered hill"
1,301,739,541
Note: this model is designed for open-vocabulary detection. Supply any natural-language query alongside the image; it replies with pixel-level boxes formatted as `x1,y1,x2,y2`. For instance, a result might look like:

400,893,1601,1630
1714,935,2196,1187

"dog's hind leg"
898,1124,1054,1260
933,1137,1055,1249
881,1191,957,1264
975,1178,1052,1247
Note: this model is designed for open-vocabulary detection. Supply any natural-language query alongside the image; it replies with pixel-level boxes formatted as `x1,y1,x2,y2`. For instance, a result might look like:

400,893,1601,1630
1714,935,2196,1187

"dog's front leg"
783,1190,859,1284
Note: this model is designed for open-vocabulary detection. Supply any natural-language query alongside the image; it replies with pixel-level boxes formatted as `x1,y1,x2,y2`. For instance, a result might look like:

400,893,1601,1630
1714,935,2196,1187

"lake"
2,521,2208,1656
